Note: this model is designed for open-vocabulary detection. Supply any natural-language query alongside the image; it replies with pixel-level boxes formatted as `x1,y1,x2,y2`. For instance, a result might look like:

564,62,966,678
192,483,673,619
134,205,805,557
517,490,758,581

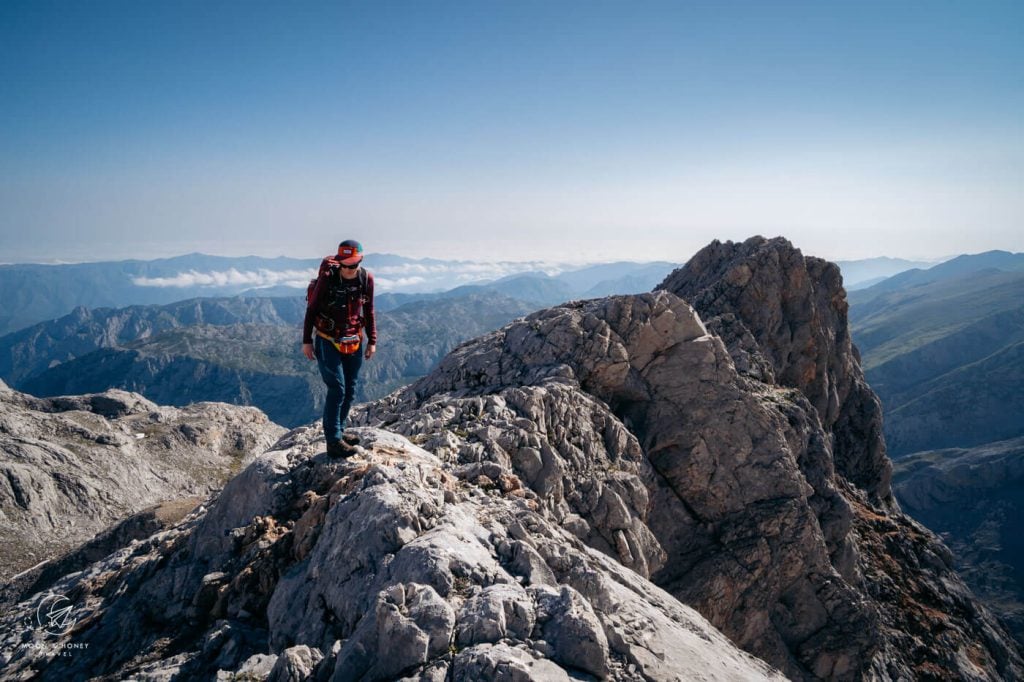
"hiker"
303,239,377,457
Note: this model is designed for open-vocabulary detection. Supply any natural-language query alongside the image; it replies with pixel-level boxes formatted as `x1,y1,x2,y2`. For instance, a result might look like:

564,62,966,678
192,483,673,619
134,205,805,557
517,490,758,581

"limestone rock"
268,645,324,682
359,378,666,580
0,383,285,586
657,235,893,505
531,584,610,678
0,428,785,682
352,291,872,678
452,643,573,681
218,652,277,680
456,583,535,646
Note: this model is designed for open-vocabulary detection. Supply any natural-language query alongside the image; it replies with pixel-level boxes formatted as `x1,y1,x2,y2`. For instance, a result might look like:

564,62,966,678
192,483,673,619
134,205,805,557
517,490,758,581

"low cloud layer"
133,268,314,289
130,260,574,294
374,261,565,281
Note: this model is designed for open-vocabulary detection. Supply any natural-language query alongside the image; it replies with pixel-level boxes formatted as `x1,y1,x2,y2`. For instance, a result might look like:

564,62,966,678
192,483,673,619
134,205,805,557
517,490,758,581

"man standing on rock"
303,239,376,458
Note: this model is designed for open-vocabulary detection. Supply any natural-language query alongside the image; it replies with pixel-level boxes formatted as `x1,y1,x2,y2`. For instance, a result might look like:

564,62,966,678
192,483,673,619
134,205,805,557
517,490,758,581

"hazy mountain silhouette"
848,252,1024,455
851,250,1024,302
836,256,939,290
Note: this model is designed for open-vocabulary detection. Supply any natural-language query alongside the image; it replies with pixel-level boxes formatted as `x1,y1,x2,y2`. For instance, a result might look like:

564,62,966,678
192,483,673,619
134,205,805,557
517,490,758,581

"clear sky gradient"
2,0,1022,264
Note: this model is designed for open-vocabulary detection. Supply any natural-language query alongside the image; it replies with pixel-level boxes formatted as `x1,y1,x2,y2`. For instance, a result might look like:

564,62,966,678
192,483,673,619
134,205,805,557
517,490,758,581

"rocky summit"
1,236,1022,681
658,236,893,506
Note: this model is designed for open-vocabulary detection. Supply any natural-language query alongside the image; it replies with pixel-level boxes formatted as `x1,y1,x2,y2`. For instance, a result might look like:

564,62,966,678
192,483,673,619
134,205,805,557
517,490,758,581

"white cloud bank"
374,260,565,278
133,268,314,288
129,260,577,293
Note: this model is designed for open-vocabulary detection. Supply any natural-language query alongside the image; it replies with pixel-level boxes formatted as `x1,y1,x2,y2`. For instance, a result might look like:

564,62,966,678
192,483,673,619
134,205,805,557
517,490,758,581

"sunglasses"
341,261,362,270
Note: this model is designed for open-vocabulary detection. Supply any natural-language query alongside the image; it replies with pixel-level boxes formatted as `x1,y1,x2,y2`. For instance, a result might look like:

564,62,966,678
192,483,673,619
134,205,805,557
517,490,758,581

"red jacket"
303,268,376,345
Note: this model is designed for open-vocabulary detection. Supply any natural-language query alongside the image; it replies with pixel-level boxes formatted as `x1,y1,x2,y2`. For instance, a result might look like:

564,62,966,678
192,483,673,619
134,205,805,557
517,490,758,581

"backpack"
307,256,368,342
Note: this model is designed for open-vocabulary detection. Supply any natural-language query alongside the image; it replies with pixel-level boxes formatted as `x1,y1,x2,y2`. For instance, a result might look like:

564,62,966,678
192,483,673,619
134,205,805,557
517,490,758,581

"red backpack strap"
307,255,340,305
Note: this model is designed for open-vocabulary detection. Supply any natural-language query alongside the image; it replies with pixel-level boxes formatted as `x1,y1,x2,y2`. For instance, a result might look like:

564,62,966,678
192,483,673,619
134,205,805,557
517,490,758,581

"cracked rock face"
0,381,286,590
657,236,893,506
0,427,784,682
356,292,874,676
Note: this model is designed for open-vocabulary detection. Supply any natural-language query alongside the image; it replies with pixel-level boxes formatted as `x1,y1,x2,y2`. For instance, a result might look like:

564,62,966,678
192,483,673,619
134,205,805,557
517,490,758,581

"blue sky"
1,0,1022,263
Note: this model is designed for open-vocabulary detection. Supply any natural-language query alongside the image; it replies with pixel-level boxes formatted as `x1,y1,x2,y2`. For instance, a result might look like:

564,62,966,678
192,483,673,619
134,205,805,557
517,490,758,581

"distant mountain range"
21,324,319,428
0,253,680,430
854,250,1024,299
0,253,317,336
848,250,1024,456
0,261,682,398
0,253,679,336
11,293,537,427
0,297,305,386
368,263,680,310
835,256,940,290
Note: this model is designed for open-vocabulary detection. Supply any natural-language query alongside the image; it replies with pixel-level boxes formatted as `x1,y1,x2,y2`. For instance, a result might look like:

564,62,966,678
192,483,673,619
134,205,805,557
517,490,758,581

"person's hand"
364,343,376,360
302,342,315,360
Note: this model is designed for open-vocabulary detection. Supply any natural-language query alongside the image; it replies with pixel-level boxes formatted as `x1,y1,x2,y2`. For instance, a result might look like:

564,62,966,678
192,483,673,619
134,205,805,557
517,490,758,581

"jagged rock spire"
657,235,893,505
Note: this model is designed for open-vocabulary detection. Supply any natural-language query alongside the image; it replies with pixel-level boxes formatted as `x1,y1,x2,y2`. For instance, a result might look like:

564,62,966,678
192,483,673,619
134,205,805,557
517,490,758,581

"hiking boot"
341,431,361,447
326,440,353,459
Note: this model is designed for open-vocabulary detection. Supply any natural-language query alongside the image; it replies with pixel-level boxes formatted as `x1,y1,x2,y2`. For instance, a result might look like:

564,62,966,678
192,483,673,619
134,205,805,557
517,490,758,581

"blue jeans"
314,335,363,443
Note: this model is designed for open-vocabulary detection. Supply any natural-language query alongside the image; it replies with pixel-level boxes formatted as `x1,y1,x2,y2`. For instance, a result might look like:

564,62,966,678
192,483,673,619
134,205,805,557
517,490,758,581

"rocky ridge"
0,380,285,588
0,427,785,681
354,237,1022,680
